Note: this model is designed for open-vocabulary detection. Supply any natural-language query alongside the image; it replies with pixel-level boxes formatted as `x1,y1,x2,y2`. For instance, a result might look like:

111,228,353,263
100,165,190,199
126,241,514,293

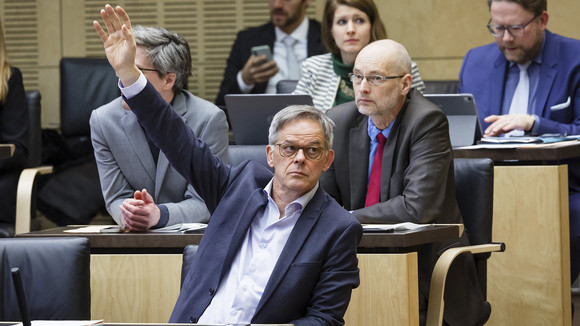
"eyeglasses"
348,73,405,87
486,14,539,38
137,66,160,73
275,143,326,161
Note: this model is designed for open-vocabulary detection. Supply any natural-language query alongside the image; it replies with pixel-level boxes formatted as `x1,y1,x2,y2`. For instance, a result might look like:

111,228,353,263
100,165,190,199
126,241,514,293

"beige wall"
1,0,579,128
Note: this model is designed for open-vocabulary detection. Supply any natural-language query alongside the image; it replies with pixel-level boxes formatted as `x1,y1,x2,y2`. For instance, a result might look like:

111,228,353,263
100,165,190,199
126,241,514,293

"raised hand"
93,4,140,86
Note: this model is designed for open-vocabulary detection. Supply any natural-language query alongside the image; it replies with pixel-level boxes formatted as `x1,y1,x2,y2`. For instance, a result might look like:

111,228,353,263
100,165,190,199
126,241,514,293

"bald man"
321,39,487,325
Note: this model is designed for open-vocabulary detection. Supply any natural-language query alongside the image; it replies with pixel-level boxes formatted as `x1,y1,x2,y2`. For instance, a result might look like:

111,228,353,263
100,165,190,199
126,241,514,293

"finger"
484,115,500,123
105,4,123,33
115,6,132,30
134,190,143,200
101,6,117,35
124,215,148,231
93,21,108,43
140,189,154,204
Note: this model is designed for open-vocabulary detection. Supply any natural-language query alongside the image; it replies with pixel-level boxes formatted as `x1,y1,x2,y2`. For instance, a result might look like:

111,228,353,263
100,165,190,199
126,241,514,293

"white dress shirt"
197,179,318,324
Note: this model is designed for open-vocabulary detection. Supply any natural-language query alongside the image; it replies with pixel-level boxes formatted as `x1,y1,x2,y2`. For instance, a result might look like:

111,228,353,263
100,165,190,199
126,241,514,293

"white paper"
148,222,207,233
14,320,103,326
63,225,114,233
362,222,430,232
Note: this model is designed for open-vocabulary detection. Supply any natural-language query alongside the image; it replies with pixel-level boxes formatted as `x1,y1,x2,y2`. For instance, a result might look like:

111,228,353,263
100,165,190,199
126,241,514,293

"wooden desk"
19,225,461,325
454,141,576,326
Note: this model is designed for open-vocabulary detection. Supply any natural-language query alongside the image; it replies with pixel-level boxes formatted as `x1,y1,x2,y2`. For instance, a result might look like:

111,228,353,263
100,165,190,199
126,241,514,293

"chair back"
59,58,119,142
25,91,42,168
423,80,460,94
0,237,91,320
453,158,494,294
276,79,298,94
228,145,272,172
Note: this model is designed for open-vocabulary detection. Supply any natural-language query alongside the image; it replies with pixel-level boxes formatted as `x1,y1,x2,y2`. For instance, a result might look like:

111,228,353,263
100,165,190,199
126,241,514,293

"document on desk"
64,225,116,233
362,222,431,232
14,320,103,326
148,222,207,233
477,135,580,145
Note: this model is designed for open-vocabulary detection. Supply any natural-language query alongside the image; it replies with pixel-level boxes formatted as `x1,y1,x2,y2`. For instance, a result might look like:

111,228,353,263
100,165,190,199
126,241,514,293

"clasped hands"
120,189,161,232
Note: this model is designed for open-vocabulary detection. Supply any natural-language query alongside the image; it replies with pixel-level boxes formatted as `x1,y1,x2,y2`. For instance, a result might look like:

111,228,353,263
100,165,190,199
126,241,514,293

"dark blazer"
215,19,325,106
320,91,486,324
127,82,362,326
0,67,29,224
459,29,580,193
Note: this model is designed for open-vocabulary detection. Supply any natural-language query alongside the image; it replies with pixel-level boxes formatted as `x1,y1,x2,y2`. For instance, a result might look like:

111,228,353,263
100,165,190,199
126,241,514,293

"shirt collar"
263,177,319,216
274,16,309,44
367,115,395,140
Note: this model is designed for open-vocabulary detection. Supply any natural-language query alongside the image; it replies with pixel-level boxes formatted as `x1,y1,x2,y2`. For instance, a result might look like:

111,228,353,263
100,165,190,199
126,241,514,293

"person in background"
0,17,29,234
90,25,228,231
293,0,425,113
321,39,488,325
214,0,326,106
459,0,580,283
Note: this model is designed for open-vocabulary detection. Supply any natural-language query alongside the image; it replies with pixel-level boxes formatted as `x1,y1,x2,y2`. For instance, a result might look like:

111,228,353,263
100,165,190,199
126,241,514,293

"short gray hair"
268,105,335,149
133,25,192,92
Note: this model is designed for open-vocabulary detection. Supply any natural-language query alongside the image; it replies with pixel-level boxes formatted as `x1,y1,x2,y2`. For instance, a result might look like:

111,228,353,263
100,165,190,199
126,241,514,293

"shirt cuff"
237,71,254,93
153,204,169,228
118,72,147,99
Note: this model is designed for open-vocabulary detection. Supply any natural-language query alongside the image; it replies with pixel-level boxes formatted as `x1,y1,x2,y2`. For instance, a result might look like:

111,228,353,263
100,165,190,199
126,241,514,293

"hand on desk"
120,189,160,231
484,113,535,137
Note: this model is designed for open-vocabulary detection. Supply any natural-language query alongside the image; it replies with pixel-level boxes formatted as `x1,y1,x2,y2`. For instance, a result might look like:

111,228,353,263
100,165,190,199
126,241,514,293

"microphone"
11,267,32,326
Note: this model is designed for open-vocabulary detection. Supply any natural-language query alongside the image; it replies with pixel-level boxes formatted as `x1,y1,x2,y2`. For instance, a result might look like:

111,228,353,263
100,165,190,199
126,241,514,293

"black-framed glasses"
348,73,404,87
137,66,160,73
487,14,540,38
275,143,326,161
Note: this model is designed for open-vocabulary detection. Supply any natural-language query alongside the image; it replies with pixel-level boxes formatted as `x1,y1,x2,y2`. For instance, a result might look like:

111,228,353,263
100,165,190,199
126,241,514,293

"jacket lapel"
349,115,370,208
154,92,187,198
253,187,324,316
219,189,269,281
490,53,508,116
122,112,156,184
534,31,558,117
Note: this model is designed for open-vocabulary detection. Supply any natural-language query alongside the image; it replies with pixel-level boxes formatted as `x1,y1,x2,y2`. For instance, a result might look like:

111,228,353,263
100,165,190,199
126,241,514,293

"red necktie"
365,133,387,207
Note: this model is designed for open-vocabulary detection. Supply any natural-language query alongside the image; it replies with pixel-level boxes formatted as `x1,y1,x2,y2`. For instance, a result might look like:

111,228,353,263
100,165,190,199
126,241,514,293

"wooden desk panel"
345,253,419,325
487,165,571,326
454,144,575,326
91,254,182,323
19,226,458,324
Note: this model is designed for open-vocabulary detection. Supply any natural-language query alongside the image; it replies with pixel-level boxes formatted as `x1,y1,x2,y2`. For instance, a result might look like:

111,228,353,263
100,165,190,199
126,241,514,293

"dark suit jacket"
459,29,580,192
127,82,362,326
320,91,486,324
215,19,325,106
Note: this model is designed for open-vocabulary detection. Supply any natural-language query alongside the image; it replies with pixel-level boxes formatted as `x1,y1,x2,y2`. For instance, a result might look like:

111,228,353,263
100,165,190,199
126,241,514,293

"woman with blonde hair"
0,17,29,234
294,0,425,112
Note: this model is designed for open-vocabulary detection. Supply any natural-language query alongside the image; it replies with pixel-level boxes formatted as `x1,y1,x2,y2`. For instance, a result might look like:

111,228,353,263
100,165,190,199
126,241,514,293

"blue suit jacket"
459,30,580,192
459,30,580,135
126,82,362,325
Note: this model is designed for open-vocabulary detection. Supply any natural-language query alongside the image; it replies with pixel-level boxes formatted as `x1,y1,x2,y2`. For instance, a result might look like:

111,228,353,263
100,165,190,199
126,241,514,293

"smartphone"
251,45,273,62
